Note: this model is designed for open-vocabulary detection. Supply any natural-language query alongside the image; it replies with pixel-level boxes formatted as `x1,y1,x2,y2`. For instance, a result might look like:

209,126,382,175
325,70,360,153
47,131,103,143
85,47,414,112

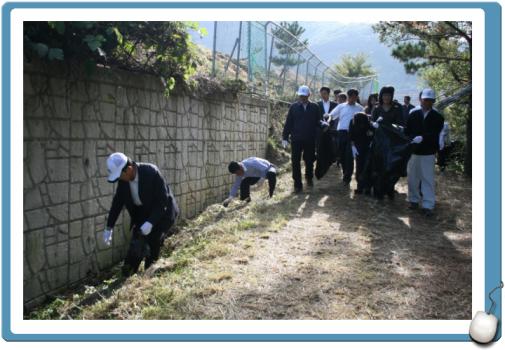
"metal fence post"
236,21,242,80
295,54,301,87
264,23,268,95
247,21,252,82
212,21,217,77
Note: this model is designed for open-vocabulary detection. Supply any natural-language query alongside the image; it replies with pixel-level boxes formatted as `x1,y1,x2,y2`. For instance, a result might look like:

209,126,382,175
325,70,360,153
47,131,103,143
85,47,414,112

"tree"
270,22,308,85
373,21,472,175
331,53,376,91
24,21,206,95
334,53,375,78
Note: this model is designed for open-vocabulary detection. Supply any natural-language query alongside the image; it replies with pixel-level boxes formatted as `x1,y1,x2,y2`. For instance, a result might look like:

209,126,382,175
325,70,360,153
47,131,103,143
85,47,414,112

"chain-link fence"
209,21,377,101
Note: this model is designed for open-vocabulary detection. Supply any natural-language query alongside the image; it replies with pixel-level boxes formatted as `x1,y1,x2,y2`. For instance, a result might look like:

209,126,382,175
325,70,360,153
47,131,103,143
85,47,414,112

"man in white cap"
405,88,444,217
282,85,321,193
103,152,179,275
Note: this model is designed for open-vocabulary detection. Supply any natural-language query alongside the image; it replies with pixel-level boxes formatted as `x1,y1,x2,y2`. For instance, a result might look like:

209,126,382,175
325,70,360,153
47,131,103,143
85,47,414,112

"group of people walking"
101,83,447,276
281,84,446,217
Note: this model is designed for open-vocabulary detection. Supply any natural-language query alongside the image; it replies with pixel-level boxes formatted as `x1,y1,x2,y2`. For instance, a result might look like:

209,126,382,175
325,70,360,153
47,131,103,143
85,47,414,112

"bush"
24,21,206,95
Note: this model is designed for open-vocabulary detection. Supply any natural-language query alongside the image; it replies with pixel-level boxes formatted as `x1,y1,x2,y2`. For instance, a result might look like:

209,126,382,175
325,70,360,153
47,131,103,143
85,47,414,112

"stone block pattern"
23,63,269,309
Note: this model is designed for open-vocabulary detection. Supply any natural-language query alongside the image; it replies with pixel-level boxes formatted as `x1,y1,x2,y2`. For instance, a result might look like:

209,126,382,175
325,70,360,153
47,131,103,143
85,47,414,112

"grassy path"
30,165,472,320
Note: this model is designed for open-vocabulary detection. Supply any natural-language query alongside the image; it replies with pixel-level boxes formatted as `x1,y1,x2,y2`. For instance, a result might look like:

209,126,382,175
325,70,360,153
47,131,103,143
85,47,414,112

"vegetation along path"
31,165,471,320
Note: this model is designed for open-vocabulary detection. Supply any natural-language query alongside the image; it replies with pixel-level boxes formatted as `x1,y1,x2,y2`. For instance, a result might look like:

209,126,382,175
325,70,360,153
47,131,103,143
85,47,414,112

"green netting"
211,21,377,101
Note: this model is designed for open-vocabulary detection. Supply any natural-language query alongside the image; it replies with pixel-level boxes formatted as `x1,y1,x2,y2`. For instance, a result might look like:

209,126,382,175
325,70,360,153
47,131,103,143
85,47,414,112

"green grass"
28,162,298,320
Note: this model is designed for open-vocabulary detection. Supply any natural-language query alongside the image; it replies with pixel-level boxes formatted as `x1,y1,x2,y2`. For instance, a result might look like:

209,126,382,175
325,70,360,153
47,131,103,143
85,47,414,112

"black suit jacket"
405,108,444,155
282,101,321,142
106,162,179,230
317,100,337,120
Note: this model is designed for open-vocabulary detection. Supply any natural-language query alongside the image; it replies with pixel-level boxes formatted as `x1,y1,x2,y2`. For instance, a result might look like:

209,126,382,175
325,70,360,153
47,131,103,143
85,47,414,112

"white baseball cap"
421,88,436,100
107,152,128,182
297,85,311,96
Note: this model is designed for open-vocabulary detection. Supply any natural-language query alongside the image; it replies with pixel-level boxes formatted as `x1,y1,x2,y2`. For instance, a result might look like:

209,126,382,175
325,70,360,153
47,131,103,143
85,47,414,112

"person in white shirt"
326,88,364,184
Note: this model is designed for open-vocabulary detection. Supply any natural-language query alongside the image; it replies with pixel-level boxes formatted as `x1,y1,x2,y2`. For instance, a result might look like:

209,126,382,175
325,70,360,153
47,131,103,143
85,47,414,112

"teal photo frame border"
2,1,501,342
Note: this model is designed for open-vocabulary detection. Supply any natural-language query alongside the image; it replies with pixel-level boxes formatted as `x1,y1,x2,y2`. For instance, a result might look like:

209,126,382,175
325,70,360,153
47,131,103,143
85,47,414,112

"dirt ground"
32,163,472,320
171,165,472,320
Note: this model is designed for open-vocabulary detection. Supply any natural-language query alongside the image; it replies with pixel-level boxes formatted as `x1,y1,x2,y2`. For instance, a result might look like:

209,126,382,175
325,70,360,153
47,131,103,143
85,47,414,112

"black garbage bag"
315,129,337,179
362,123,412,198
123,226,151,275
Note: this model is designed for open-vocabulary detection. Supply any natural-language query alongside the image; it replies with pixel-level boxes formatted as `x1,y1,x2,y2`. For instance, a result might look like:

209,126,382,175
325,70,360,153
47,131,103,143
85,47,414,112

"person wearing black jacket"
349,112,375,194
318,86,337,120
402,95,415,125
372,86,404,126
405,88,444,216
103,152,180,275
282,85,321,192
371,86,406,199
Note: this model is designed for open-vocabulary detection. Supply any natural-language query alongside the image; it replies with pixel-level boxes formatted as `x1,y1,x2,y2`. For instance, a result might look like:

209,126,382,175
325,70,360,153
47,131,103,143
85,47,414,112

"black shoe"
421,208,434,217
306,178,314,187
408,202,419,210
364,189,371,196
294,186,303,194
354,189,363,195
243,197,251,203
387,191,395,200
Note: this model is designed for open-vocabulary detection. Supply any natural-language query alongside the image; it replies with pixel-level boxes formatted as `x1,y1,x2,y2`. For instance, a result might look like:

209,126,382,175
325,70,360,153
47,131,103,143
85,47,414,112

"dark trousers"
240,171,277,199
437,145,451,169
355,144,370,191
337,130,354,182
124,220,173,274
291,140,315,189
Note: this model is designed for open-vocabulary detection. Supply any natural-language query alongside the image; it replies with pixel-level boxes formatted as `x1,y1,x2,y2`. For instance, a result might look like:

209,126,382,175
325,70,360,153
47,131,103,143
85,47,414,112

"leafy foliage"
372,21,472,175
24,21,206,95
271,22,308,78
333,53,375,78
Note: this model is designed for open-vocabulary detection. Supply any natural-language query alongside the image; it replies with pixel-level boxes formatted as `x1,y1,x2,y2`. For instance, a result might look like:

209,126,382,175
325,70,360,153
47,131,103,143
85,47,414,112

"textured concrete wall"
23,62,269,309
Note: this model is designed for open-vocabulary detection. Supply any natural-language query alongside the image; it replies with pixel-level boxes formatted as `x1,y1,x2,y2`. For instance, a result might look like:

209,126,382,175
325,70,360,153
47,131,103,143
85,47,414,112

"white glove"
282,140,288,149
323,113,331,121
411,136,423,144
103,228,113,246
372,122,379,129
140,221,153,236
351,145,359,158
376,116,383,123
223,196,233,207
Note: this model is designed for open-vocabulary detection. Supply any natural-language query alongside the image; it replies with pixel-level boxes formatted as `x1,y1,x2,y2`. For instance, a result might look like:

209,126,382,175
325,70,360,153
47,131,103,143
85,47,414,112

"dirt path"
38,164,471,320
183,166,472,320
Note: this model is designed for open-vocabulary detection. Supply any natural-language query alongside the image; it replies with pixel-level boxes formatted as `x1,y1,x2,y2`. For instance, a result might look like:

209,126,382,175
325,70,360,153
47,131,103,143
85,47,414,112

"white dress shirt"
322,100,331,114
328,102,364,131
129,169,143,206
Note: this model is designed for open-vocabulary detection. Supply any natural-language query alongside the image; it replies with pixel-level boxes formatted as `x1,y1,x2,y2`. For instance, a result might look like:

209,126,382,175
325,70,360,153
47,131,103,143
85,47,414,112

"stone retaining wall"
23,62,269,309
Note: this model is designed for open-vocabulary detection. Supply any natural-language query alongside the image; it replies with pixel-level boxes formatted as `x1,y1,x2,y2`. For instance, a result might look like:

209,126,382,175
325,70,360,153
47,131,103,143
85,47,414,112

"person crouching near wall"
102,152,180,276
223,157,277,207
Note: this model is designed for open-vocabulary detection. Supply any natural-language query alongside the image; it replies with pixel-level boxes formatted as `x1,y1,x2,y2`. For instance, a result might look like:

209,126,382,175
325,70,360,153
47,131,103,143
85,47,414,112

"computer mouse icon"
469,311,498,344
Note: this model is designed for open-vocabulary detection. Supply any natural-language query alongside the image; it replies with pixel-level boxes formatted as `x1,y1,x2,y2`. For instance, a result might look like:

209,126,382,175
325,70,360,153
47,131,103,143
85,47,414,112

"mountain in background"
299,22,420,102
192,21,421,104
